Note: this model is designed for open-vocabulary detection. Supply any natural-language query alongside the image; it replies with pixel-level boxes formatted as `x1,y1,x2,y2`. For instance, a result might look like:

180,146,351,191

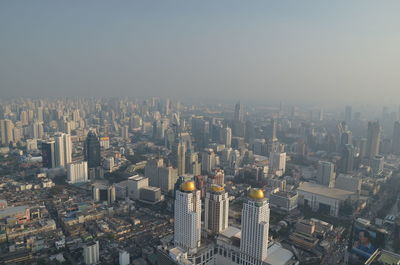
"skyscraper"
366,121,381,159
240,189,270,265
174,181,201,254
85,131,101,168
204,185,229,235
392,121,400,154
222,126,232,148
177,141,186,176
339,144,355,174
269,152,286,176
0,119,14,145
345,106,352,124
42,140,55,168
317,161,335,188
54,133,72,168
234,102,244,122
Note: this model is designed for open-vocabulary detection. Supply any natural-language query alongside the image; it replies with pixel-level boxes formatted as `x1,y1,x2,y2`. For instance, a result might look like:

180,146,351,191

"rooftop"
297,182,355,200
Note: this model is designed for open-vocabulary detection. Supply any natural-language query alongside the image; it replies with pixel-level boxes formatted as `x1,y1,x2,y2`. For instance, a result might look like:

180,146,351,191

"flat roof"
128,175,146,181
365,249,400,265
0,205,29,217
220,226,241,239
297,182,354,200
265,242,294,265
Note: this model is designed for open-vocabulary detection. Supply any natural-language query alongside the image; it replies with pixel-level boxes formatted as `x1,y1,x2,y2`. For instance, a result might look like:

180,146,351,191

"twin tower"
174,181,270,265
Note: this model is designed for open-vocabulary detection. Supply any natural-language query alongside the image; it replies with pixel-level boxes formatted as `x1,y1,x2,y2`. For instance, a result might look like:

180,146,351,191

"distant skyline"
1,1,400,104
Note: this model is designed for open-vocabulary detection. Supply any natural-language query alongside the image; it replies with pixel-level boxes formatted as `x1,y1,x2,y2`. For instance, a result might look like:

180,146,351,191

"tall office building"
0,119,14,145
83,241,99,265
67,161,88,184
174,181,201,254
85,131,101,168
30,121,44,139
234,102,244,122
222,127,232,148
392,121,400,154
339,144,355,174
201,148,216,174
177,141,186,176
366,121,381,159
54,133,72,168
345,106,352,124
270,119,277,142
42,141,55,168
240,189,270,265
269,152,286,176
317,161,335,188
121,125,129,140
204,185,229,235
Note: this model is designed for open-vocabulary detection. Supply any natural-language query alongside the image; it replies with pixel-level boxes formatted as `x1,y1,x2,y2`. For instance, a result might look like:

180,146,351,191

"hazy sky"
1,1,400,104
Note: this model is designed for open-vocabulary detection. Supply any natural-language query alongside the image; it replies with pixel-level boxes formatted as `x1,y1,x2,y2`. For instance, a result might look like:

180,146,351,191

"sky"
1,1,400,104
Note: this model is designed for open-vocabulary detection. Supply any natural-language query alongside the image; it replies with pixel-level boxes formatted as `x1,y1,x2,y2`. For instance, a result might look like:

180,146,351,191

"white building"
174,181,201,255
204,185,229,235
103,157,115,172
67,161,88,184
83,241,99,265
269,152,286,176
240,189,270,265
127,175,148,200
54,133,72,168
119,250,129,265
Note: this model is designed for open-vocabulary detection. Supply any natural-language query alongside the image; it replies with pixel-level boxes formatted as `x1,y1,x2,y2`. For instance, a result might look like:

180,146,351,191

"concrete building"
127,175,149,200
41,140,55,168
92,184,116,204
371,155,384,175
269,152,286,177
140,186,162,203
174,181,201,255
366,121,381,159
119,250,130,265
0,119,14,145
67,161,88,184
204,185,229,235
316,161,336,188
83,241,99,265
240,189,270,265
54,133,72,168
297,182,355,217
269,190,298,212
335,174,362,194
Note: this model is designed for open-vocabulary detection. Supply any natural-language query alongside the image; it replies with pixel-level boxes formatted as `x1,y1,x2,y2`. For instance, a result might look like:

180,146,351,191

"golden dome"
181,181,196,192
211,184,224,192
249,189,264,199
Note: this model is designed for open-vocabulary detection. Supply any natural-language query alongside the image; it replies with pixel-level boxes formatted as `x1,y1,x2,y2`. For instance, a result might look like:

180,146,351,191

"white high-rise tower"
54,133,72,168
174,181,201,254
240,189,270,265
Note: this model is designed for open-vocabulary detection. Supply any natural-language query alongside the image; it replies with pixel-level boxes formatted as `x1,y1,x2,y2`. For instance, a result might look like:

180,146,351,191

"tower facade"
177,141,186,176
240,189,270,265
54,133,72,168
366,121,381,159
174,181,201,254
85,131,101,168
204,185,229,235
317,161,335,188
